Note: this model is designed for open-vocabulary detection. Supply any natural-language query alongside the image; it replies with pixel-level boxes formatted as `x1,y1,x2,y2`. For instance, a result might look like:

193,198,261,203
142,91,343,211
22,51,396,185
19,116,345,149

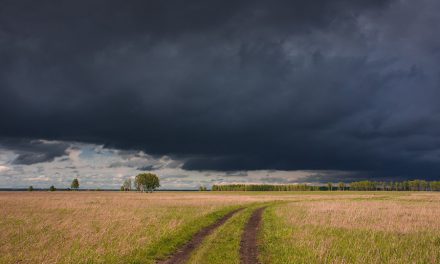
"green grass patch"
126,205,243,264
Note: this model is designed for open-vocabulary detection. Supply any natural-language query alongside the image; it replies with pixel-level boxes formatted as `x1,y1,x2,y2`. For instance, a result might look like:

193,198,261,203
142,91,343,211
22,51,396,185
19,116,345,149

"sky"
1,0,440,189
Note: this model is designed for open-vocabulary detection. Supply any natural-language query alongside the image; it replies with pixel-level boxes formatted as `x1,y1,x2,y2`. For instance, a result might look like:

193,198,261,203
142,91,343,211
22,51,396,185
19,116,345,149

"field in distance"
1,191,440,264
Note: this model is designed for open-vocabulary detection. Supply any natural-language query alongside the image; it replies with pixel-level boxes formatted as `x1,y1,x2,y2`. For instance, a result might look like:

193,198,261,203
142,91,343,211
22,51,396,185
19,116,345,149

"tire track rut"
240,207,266,264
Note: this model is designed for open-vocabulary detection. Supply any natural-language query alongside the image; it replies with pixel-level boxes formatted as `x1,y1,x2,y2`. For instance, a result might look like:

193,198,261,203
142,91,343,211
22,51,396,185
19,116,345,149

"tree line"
349,180,440,191
212,184,321,191
212,180,440,191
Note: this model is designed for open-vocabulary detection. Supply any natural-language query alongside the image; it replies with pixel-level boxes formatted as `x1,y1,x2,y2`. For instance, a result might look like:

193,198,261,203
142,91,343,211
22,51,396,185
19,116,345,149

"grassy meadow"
0,192,250,264
1,191,440,263
261,193,440,263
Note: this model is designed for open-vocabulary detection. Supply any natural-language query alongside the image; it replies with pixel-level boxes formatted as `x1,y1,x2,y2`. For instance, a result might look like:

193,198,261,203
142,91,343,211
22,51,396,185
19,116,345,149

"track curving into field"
240,207,266,264
158,208,244,264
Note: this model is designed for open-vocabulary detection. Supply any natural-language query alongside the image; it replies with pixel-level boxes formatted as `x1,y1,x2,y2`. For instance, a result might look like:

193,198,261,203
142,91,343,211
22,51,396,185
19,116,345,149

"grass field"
1,191,439,263
261,193,440,264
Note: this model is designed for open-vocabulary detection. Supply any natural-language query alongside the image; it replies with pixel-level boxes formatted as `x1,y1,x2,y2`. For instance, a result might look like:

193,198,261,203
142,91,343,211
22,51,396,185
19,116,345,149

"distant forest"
211,180,440,191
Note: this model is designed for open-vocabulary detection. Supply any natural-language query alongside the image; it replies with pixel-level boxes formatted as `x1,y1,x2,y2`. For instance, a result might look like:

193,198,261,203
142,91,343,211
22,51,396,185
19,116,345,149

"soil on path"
158,208,244,264
240,207,266,264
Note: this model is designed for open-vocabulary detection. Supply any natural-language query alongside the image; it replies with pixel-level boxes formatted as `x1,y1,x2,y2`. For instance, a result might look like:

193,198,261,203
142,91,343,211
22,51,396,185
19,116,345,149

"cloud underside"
1,0,440,180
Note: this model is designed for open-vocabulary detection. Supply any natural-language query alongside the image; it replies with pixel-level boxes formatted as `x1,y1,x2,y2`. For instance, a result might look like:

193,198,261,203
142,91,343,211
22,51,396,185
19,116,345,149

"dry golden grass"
2,191,439,264
0,191,259,264
284,199,440,233
262,192,440,264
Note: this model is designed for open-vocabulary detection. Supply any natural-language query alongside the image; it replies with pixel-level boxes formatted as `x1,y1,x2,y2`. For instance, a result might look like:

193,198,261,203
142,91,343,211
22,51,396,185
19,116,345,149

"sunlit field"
261,193,440,264
0,192,252,264
1,191,440,264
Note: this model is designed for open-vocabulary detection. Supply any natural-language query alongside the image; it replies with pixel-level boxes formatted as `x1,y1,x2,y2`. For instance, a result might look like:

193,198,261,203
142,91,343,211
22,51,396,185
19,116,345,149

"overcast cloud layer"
1,0,440,187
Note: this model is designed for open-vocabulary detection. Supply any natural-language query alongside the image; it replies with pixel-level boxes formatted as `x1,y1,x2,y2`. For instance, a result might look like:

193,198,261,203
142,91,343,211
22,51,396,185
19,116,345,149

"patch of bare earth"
240,207,266,264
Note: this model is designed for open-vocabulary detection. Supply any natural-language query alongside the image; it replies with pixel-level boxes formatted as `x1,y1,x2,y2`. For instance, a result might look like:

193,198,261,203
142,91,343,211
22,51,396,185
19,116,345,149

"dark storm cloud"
0,139,70,165
1,0,440,181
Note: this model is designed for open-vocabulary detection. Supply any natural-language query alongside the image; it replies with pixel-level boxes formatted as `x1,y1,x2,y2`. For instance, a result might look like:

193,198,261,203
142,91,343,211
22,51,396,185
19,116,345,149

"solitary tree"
135,173,160,193
71,178,80,190
49,185,56,191
28,185,34,191
199,185,207,191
